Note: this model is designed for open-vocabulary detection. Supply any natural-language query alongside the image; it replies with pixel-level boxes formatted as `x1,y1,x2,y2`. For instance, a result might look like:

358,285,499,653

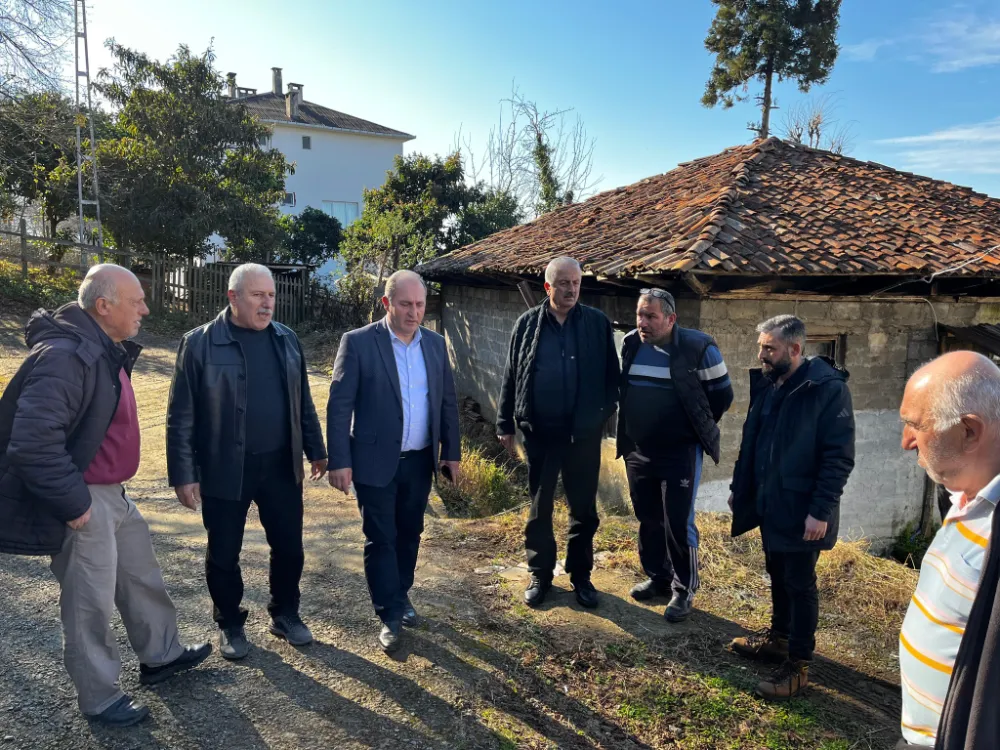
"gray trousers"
50,484,183,715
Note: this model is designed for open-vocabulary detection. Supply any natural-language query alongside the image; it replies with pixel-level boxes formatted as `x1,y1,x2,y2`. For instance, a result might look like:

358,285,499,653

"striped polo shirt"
898,473,1000,746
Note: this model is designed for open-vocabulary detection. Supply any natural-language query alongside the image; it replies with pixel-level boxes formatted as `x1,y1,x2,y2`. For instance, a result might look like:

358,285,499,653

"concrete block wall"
440,283,1000,548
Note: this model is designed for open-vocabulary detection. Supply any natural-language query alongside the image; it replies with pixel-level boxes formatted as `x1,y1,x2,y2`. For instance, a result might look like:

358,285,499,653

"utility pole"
73,0,104,265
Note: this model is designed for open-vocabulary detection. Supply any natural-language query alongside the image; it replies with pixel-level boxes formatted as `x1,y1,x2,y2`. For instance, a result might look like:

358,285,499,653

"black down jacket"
730,356,855,553
0,304,139,555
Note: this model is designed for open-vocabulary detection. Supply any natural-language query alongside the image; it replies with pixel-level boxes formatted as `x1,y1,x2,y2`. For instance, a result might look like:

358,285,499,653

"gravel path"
0,323,545,750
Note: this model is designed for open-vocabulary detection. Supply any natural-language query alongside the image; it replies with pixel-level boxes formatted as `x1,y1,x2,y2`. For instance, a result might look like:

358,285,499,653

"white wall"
207,123,406,279
273,123,405,280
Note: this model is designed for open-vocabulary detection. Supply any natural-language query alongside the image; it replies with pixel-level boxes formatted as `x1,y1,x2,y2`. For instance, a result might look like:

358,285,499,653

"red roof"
420,138,1000,280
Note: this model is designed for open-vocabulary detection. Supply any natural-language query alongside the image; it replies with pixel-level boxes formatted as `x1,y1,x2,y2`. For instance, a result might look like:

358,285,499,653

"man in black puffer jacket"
728,315,855,702
0,265,209,727
497,257,620,610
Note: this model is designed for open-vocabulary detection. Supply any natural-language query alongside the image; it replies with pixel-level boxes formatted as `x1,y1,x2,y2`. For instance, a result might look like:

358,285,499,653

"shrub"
437,438,525,517
0,260,79,312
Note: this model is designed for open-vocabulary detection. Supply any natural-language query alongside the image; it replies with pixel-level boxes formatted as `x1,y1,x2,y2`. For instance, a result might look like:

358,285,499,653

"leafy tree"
341,152,522,312
0,91,77,235
273,207,342,266
702,0,841,139
92,42,289,259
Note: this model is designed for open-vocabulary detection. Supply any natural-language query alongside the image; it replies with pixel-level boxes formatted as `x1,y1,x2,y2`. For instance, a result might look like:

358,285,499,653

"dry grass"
437,437,527,517
446,505,915,680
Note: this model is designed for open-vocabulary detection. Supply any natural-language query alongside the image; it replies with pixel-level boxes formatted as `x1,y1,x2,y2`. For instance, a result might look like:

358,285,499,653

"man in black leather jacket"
166,263,326,660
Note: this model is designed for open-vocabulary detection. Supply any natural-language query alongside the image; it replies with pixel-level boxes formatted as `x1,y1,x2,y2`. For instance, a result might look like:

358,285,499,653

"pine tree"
702,0,841,139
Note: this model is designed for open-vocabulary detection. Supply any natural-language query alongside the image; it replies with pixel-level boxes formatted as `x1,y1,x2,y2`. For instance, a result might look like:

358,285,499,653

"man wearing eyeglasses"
617,288,733,622
497,257,620,610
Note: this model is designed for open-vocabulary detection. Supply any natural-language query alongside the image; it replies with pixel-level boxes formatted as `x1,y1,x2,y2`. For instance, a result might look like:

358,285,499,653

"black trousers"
354,448,433,625
201,450,304,630
625,445,701,596
522,430,602,579
765,548,820,661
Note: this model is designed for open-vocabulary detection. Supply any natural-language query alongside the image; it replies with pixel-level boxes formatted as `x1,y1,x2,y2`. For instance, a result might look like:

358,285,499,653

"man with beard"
167,263,327,660
617,288,733,622
728,315,855,700
497,257,619,609
895,352,1000,748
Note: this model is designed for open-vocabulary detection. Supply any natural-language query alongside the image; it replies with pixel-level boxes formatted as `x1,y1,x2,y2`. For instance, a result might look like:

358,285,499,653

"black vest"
617,326,722,464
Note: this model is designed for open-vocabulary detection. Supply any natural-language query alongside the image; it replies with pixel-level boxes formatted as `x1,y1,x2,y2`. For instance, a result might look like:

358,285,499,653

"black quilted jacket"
496,302,619,439
0,304,139,555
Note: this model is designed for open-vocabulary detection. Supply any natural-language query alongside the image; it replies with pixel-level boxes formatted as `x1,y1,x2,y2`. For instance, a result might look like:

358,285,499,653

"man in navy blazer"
327,270,460,652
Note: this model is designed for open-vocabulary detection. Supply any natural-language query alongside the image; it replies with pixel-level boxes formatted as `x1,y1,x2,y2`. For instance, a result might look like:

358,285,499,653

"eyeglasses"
640,288,675,311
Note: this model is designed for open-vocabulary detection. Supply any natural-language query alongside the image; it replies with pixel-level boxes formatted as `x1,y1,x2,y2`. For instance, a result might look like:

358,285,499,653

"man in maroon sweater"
0,265,209,727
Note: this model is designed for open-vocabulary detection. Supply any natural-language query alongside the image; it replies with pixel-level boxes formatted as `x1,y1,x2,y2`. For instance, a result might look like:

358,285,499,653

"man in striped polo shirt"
617,289,733,622
897,351,1000,748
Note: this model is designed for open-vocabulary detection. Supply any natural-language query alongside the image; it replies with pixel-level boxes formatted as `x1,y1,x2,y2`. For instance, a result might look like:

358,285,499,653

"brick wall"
440,283,1000,547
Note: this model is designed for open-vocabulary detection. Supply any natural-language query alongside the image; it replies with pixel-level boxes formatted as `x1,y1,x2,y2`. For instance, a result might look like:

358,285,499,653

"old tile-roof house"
420,137,1000,547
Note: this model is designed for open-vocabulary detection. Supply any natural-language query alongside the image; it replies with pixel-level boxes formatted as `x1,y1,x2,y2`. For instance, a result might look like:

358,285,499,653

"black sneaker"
664,592,693,623
270,614,313,646
219,626,250,661
629,578,671,602
524,574,552,607
571,575,599,609
88,695,150,727
139,643,212,685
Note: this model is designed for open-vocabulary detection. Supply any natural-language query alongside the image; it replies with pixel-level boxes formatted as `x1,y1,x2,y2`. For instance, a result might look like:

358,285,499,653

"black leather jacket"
166,309,326,500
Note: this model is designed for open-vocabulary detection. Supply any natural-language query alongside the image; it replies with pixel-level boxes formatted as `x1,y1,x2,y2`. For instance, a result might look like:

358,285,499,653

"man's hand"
328,468,353,494
727,493,733,512
440,460,461,484
310,459,329,481
175,483,202,511
67,508,91,530
498,434,516,453
803,514,828,541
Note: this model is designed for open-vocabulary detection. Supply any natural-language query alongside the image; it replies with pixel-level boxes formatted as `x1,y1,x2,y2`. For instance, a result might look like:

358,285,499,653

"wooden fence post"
19,218,28,279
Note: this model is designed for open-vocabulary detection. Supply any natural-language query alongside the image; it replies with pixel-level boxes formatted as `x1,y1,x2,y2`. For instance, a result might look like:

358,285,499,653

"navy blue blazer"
326,318,460,488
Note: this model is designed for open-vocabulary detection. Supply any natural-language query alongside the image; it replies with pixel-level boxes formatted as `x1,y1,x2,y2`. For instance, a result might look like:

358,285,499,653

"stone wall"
440,283,1000,547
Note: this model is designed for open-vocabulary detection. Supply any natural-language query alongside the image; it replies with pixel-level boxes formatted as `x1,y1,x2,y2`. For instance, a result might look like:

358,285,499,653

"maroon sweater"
83,368,140,485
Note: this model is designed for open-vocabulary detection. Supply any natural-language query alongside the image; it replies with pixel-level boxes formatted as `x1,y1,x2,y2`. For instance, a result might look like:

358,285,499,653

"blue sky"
75,0,1000,197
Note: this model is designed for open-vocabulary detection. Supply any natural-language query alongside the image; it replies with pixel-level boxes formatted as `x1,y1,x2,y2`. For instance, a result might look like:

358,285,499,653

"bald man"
0,265,209,727
327,270,460,653
896,352,1000,748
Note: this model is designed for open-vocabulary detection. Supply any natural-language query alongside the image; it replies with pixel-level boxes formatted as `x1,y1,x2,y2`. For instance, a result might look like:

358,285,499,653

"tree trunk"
760,58,774,139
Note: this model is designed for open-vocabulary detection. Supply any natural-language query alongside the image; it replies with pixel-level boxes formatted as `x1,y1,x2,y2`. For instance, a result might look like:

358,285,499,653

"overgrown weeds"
438,437,526,517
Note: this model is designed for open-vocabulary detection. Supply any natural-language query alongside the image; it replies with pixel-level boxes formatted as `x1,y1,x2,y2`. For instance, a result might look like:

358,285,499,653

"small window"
321,200,360,227
805,335,846,366
302,136,311,150
281,192,296,207
258,134,272,149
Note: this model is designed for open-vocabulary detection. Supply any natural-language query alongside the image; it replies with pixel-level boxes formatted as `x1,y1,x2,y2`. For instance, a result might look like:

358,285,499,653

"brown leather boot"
730,629,790,663
755,659,810,701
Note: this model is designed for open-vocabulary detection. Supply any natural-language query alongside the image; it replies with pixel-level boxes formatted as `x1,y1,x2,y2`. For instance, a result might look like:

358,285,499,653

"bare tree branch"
779,93,858,155
0,0,73,97
458,82,602,219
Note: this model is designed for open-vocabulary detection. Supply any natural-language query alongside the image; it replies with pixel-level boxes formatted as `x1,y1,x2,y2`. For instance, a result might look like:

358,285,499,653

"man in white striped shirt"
897,351,1000,748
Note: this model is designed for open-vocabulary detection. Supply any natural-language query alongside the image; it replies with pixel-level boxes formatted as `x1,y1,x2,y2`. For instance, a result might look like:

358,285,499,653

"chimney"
271,67,282,95
285,82,303,120
227,72,237,99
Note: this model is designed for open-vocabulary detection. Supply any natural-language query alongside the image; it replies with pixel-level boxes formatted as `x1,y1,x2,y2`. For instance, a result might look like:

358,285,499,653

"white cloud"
879,118,1000,175
842,39,891,62
844,8,1000,72
923,16,1000,72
